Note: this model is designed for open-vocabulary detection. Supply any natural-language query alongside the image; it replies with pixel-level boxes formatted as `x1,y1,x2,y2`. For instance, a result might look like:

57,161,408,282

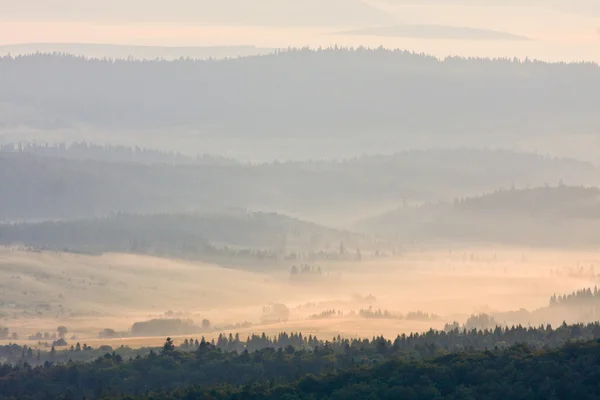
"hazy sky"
1,0,599,61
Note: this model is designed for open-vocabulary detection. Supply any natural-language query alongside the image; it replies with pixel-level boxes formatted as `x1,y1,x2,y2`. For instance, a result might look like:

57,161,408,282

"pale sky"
1,0,599,62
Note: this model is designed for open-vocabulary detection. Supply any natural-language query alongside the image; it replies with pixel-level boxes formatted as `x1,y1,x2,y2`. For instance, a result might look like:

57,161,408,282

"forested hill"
146,341,600,400
0,142,238,165
2,333,600,399
359,186,600,247
0,212,370,259
454,185,600,218
0,43,275,61
2,49,599,153
0,149,596,223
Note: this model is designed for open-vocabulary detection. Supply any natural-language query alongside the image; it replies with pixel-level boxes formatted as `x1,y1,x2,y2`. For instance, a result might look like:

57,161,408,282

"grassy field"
0,246,597,348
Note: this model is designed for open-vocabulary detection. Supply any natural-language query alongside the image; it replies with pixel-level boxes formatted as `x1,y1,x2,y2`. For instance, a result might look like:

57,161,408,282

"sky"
1,0,599,62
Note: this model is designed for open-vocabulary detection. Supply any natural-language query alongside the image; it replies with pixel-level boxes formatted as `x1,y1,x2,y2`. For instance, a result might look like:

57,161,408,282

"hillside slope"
358,186,600,246
2,50,600,160
0,149,596,223
0,211,371,259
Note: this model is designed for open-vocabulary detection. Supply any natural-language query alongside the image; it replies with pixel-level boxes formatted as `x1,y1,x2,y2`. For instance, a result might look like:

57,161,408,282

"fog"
2,51,600,163
0,0,392,26
1,1,599,360
1,247,598,347
379,0,600,16
2,0,599,62
1,148,598,225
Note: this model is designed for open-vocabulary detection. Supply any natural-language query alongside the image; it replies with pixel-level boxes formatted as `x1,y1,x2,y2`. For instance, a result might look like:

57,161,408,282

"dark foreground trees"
2,322,600,399
3,339,598,400
110,340,600,400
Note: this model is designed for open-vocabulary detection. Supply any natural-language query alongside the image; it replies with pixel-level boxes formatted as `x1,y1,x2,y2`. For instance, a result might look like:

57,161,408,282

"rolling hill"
358,186,600,247
0,44,275,60
2,49,600,161
0,211,372,260
0,149,597,224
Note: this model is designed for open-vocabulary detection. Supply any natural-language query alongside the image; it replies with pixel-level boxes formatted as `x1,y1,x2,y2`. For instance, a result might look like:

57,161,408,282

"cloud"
381,0,600,17
0,0,395,27
333,24,531,41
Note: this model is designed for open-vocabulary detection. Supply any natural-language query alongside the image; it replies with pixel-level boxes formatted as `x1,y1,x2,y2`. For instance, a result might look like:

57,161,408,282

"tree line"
2,49,598,139
0,141,236,166
2,321,600,398
1,148,596,225
0,212,370,264
0,323,600,399
106,340,600,400
360,185,600,247
550,287,600,307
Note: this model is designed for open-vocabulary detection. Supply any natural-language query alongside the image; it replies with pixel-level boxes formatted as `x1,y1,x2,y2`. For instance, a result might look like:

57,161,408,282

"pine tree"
162,337,175,353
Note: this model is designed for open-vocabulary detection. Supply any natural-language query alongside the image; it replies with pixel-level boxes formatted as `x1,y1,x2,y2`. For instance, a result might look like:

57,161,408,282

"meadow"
0,246,597,349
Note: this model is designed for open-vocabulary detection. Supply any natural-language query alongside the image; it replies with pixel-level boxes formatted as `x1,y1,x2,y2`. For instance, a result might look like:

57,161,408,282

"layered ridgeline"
0,44,275,61
358,185,600,247
0,212,373,260
0,148,597,223
2,49,600,160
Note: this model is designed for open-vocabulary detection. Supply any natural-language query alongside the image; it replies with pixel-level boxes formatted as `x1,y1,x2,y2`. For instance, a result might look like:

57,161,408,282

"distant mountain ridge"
0,149,597,224
0,211,372,261
0,43,275,60
2,48,599,162
358,186,600,247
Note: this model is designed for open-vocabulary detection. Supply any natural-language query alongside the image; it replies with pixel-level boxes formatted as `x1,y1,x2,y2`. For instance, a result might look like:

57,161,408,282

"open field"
0,246,598,348
2,319,449,350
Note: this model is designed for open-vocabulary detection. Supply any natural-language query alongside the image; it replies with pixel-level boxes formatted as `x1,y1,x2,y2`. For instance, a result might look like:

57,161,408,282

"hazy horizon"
1,0,599,62
1,4,600,398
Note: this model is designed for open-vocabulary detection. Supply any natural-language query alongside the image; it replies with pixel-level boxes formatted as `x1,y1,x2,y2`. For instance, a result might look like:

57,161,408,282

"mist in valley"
2,47,600,351
1,246,600,351
2,51,600,163
1,7,600,397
